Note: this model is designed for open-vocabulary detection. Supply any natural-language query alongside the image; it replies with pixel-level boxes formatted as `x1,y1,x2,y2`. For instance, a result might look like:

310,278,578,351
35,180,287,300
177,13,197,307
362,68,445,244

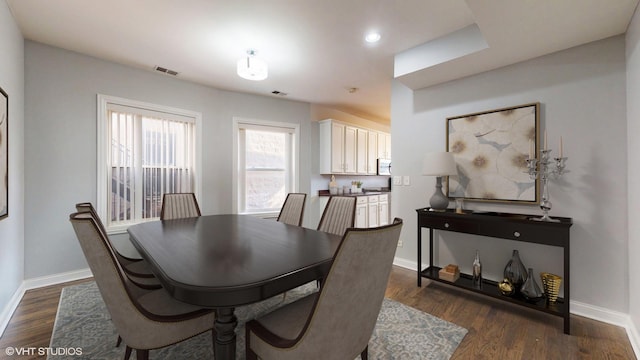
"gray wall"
24,41,312,278
391,36,629,312
626,6,640,345
0,1,25,320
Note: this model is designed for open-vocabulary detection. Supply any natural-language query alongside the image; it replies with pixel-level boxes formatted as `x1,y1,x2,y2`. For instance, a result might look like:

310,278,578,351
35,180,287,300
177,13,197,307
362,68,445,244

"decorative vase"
540,272,562,303
472,250,482,287
504,249,528,290
521,268,544,301
498,278,515,296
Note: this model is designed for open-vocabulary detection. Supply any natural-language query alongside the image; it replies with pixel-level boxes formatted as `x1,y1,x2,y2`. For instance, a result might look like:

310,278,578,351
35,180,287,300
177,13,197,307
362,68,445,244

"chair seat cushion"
137,289,212,318
255,293,318,340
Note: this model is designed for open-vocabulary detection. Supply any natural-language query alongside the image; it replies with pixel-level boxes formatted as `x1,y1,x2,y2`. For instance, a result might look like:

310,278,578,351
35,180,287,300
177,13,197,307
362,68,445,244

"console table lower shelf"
421,266,567,318
416,208,572,334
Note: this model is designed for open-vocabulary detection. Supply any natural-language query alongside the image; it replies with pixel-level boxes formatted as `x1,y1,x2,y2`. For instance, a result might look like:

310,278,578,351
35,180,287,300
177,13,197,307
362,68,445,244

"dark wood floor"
0,267,636,359
385,267,636,360
0,278,92,360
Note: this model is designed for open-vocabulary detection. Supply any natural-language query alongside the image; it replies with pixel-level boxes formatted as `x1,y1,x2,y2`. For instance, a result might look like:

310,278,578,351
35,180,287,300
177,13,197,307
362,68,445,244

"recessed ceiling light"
365,32,381,43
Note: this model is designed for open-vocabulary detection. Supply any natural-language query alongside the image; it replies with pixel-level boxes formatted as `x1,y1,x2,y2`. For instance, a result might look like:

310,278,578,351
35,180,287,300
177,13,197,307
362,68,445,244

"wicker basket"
540,272,562,303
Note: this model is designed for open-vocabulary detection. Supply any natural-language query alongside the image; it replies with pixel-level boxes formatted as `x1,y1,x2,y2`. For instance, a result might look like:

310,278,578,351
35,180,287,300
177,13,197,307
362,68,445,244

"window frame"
97,94,202,234
232,117,300,217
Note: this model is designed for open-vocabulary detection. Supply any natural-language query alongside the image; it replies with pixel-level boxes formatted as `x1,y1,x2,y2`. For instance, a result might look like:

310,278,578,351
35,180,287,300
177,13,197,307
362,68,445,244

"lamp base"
429,177,450,211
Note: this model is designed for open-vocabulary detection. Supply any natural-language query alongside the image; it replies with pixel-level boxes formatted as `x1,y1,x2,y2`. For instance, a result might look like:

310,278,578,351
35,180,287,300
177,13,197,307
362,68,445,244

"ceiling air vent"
271,90,288,96
154,66,179,76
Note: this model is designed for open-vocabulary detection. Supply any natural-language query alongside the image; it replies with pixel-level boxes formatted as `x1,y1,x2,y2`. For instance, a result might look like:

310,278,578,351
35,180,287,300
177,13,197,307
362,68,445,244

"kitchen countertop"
318,188,391,197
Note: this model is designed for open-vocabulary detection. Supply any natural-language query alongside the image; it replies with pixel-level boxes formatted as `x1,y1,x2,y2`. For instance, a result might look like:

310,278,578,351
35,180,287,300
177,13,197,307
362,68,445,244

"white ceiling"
6,0,639,123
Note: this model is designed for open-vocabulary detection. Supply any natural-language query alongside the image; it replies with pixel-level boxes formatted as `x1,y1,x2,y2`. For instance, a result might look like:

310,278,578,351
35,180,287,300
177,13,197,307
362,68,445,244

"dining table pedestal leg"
213,307,238,360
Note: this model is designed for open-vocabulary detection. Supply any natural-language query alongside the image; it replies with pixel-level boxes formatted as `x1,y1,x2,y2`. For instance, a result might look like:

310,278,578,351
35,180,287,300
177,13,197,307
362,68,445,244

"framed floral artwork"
446,103,540,203
0,86,7,219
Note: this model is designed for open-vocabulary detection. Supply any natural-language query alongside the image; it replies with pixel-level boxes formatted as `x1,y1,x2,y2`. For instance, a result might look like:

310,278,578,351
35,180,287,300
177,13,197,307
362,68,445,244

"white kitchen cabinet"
355,196,368,228
320,120,357,174
378,193,389,226
319,193,390,229
329,122,344,173
367,195,379,228
344,126,357,173
367,131,378,174
384,133,391,159
320,119,389,175
356,129,368,174
377,132,391,159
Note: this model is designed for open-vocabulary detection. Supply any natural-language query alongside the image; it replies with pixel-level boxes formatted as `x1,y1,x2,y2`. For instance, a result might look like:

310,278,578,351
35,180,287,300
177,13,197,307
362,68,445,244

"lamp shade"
237,50,268,81
422,152,457,176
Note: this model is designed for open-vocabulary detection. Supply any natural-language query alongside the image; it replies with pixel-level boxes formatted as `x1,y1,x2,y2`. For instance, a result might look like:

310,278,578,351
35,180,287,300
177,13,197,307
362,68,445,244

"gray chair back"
317,196,356,236
277,193,307,226
247,218,403,359
75,202,108,236
75,202,161,294
75,202,139,265
160,193,201,220
69,212,213,352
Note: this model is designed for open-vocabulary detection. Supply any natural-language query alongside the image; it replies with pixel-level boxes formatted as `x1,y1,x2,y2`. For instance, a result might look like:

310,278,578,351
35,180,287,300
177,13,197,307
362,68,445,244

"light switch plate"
393,176,402,186
403,175,411,186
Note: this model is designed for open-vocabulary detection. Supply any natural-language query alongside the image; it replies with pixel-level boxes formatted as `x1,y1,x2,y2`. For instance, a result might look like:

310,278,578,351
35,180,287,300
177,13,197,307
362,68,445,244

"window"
234,119,299,215
97,95,201,233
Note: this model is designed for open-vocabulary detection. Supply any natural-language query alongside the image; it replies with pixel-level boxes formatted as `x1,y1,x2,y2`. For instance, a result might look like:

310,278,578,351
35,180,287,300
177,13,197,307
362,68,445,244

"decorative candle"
544,131,548,150
529,139,534,159
559,136,563,157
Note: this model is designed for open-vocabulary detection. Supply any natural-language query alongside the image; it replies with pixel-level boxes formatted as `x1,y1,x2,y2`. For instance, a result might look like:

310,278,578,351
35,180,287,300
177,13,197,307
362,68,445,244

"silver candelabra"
526,149,568,222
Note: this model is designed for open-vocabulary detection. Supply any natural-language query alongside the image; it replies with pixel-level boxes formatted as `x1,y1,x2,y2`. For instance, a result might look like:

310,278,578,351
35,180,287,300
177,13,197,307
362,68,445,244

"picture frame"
0,86,7,219
446,102,540,204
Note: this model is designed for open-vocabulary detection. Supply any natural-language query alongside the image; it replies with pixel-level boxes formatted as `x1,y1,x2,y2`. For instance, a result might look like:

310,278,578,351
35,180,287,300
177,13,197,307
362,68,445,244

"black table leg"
417,221,422,287
214,307,238,360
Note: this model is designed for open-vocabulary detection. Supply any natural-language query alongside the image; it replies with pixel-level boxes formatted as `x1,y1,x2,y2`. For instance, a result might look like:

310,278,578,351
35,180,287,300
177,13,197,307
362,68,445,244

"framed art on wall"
446,102,540,204
0,86,7,219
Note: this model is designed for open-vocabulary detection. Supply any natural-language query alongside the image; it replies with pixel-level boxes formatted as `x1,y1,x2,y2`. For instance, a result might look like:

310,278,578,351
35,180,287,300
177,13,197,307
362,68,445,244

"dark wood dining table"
127,214,342,360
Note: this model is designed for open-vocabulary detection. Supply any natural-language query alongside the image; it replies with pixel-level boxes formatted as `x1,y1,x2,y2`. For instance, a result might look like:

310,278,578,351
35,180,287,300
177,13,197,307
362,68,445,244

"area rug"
49,282,467,359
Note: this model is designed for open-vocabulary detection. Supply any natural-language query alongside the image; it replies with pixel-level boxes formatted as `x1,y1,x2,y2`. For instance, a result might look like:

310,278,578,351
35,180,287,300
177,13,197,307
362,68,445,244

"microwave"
377,159,391,175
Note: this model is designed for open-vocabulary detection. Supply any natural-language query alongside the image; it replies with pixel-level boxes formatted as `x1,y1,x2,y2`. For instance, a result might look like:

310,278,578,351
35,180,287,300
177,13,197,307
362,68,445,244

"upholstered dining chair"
75,203,160,290
75,202,162,349
160,193,202,220
245,218,403,360
277,193,307,226
316,196,357,236
69,211,215,360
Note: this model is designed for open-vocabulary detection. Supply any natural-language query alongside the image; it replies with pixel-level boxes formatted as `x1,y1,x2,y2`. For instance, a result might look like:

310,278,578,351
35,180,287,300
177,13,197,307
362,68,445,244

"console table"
416,208,573,334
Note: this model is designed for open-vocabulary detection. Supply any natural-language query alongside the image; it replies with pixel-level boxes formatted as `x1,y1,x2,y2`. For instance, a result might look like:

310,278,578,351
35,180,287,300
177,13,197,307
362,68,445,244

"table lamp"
422,152,457,211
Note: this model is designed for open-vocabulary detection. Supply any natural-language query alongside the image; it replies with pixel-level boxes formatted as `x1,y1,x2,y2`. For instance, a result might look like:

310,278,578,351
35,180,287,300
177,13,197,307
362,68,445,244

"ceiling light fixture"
365,32,381,43
237,49,268,81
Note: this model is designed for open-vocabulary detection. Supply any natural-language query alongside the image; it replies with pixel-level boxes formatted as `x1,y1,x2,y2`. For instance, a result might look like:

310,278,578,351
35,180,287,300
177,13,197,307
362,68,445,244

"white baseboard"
571,300,629,329
0,268,92,337
393,257,639,359
22,268,92,290
572,301,639,357
627,318,640,358
393,257,420,271
0,283,26,338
